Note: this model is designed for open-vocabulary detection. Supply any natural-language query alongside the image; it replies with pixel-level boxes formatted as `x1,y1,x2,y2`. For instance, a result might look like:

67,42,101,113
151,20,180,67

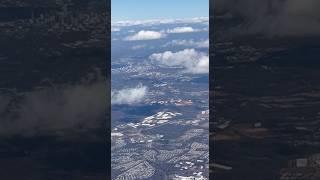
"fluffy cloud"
167,27,200,33
124,30,166,41
0,74,108,137
150,49,208,74
112,84,147,105
164,39,209,48
214,0,320,37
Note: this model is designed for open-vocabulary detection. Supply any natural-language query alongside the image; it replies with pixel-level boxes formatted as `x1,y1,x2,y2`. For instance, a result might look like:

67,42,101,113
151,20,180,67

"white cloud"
164,39,209,48
0,71,108,136
111,27,121,32
131,44,146,50
167,27,200,33
124,30,166,41
112,84,147,105
150,49,209,74
112,17,209,28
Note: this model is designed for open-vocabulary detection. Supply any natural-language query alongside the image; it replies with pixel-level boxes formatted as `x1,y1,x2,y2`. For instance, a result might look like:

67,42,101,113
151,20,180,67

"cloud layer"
112,17,208,27
112,84,147,105
124,30,165,41
150,49,209,74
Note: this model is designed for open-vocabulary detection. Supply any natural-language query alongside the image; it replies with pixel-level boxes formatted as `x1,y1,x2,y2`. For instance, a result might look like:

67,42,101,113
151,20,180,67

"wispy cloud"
112,84,148,105
150,49,208,74
164,39,209,48
124,30,166,41
131,44,146,50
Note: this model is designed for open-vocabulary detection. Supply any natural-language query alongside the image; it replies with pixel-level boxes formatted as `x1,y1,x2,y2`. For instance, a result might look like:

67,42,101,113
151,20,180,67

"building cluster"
0,0,88,8
215,41,286,64
30,12,106,34
0,0,44,7
111,108,209,179
0,0,107,42
280,154,320,180
114,160,155,180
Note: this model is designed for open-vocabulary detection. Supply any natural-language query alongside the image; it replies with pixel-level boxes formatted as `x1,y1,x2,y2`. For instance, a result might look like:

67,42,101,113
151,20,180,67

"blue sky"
112,0,208,21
